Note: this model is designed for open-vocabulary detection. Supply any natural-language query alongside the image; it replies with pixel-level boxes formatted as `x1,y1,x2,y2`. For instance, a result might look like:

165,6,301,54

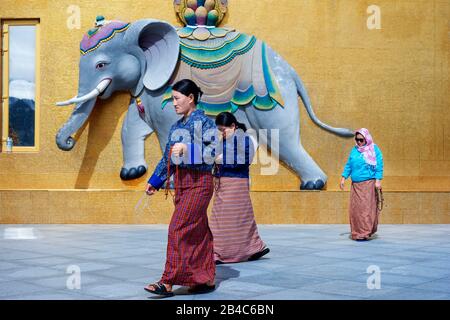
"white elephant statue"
56,4,353,190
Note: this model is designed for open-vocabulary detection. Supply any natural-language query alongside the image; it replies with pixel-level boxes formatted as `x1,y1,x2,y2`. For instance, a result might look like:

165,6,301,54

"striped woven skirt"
349,179,379,240
160,168,215,286
209,177,266,263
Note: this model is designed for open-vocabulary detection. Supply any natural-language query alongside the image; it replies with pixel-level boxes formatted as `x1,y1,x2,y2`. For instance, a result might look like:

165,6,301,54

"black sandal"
248,247,270,261
144,283,174,296
188,284,216,294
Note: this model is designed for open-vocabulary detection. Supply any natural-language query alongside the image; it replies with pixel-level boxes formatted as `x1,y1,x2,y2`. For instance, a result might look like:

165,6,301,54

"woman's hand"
145,183,156,196
339,177,345,190
375,179,382,189
172,143,187,157
215,153,223,164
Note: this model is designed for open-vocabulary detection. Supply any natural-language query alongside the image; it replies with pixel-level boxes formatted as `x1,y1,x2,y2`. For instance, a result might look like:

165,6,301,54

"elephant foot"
300,179,325,190
120,165,147,180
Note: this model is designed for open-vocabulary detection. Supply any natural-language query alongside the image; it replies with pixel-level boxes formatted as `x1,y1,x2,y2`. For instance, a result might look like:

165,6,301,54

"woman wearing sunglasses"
340,128,384,241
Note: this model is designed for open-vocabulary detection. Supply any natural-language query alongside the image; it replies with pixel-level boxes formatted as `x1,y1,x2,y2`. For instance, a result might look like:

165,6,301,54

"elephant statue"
56,5,353,190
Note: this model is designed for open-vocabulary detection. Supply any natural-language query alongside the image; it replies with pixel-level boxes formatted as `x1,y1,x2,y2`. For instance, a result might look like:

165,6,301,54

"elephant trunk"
55,79,111,150
56,98,96,151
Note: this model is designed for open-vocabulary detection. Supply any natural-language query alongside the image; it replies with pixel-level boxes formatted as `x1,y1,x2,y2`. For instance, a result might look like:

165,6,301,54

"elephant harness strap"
136,97,145,114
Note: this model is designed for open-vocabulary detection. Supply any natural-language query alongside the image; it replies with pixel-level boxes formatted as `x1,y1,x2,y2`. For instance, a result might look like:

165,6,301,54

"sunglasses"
355,138,365,143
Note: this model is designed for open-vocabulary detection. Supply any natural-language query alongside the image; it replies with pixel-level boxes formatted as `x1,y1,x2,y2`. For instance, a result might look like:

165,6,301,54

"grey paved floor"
0,224,449,300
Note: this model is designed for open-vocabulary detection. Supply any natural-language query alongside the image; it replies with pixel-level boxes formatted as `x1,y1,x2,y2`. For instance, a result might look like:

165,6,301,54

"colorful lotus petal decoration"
174,0,234,40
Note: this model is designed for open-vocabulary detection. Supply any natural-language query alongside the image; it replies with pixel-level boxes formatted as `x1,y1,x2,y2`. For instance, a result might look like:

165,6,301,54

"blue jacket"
148,109,217,190
214,132,255,179
342,145,384,183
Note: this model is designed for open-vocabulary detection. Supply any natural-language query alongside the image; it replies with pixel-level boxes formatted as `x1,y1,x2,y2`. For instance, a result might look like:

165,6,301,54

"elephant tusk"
55,79,111,106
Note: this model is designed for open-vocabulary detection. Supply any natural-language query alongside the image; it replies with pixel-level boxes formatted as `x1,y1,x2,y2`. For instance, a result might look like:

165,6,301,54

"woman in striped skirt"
210,112,269,264
144,79,217,296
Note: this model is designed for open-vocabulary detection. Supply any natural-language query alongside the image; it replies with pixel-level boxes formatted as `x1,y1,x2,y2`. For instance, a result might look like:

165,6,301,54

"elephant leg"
253,116,327,190
279,138,327,190
243,82,327,189
246,46,328,190
120,103,153,180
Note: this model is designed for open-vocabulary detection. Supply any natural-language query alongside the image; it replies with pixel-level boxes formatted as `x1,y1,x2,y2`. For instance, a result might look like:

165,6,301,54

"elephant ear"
124,19,179,92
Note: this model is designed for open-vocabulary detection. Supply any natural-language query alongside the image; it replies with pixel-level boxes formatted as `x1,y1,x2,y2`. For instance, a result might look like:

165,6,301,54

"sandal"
144,282,174,297
188,283,216,294
248,247,270,261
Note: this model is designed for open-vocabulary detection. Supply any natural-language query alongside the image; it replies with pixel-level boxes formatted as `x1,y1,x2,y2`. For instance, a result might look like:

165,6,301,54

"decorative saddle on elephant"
162,32,285,116
162,0,285,115
79,0,285,117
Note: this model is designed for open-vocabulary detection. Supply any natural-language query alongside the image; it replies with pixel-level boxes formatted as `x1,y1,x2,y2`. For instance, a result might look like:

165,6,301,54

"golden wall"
0,0,449,223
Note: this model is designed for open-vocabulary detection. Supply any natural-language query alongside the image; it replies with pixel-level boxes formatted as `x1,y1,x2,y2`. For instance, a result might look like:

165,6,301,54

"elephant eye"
96,62,107,70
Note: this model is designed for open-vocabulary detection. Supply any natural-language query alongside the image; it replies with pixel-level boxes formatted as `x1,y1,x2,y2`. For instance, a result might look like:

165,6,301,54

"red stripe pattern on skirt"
160,168,215,286
349,179,379,240
209,177,266,263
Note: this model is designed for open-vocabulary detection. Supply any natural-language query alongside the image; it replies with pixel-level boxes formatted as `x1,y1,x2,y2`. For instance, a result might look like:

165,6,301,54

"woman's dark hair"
172,79,203,104
215,112,247,132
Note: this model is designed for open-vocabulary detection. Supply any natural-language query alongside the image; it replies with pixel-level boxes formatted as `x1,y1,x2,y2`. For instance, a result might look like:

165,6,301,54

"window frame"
1,19,40,153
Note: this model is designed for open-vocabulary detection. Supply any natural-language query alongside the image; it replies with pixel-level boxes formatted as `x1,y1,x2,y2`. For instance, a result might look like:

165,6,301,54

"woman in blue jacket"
340,128,384,241
209,112,269,264
144,79,217,296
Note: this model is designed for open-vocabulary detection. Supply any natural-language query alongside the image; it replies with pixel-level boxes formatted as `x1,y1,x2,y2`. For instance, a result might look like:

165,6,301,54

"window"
1,19,40,152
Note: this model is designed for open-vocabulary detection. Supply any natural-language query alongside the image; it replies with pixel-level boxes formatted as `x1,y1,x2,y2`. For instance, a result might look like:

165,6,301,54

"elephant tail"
292,70,354,137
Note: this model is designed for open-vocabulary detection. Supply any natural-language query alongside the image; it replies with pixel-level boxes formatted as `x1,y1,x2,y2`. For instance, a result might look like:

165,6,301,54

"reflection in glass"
8,25,36,147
